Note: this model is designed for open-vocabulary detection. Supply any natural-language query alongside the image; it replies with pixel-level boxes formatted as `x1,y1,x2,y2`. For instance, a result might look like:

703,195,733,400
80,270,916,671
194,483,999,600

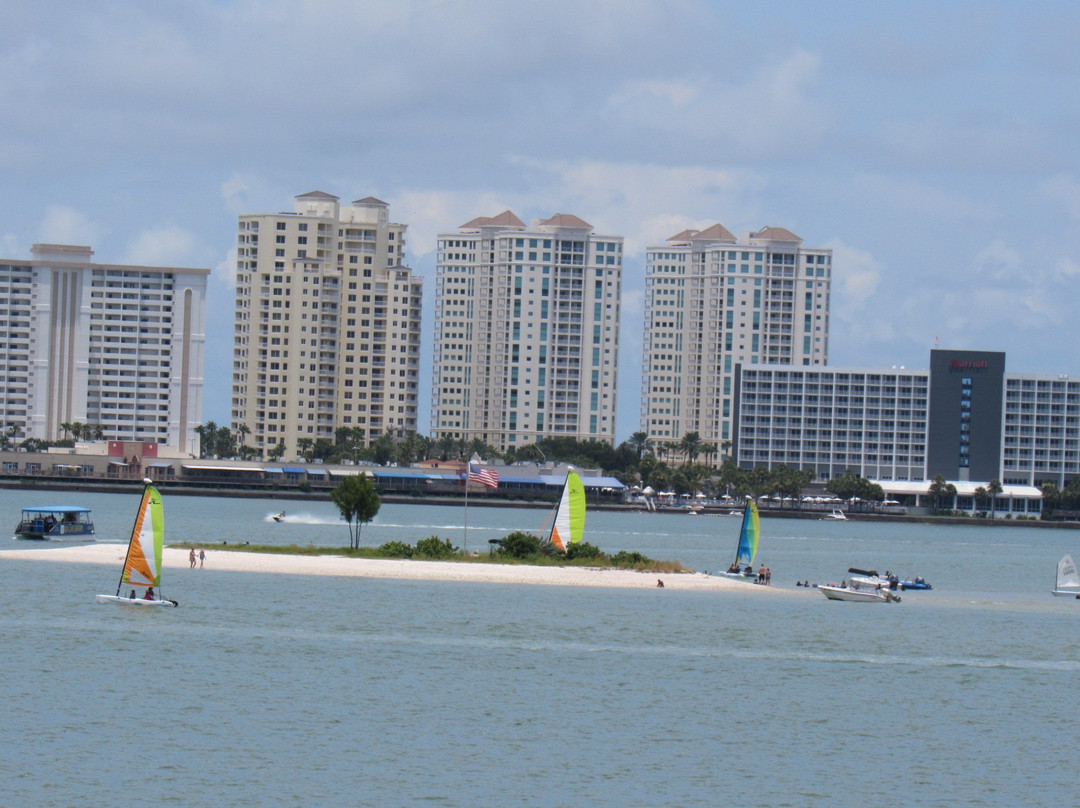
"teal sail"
734,499,759,569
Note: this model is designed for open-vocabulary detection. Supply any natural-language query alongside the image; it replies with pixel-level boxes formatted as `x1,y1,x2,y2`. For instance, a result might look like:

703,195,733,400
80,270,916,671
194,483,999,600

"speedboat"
823,509,848,521
848,567,931,591
819,583,901,603
14,506,95,539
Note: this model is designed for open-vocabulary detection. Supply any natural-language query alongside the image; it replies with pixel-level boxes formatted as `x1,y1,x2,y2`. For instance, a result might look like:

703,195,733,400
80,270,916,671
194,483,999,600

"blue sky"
4,1,1080,442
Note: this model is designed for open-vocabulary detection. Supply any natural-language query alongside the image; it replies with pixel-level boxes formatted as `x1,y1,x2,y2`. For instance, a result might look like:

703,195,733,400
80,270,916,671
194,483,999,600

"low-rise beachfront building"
732,348,1080,516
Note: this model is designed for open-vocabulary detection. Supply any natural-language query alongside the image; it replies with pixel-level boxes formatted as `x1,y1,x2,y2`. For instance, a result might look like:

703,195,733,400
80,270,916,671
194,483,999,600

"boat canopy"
21,506,92,514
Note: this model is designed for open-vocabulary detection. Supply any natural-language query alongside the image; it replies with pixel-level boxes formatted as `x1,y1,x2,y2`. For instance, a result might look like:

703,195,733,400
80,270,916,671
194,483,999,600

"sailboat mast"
115,479,152,597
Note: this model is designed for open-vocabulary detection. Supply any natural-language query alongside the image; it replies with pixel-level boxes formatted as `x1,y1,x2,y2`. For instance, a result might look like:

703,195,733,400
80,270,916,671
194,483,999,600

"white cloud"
1041,174,1080,221
606,50,826,158
972,239,1022,282
214,248,239,292
124,226,197,267
827,239,882,305
38,205,98,246
848,174,1001,222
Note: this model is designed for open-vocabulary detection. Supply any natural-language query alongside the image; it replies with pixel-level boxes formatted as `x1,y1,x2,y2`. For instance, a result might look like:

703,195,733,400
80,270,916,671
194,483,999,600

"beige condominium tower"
432,211,622,452
232,192,422,461
640,225,831,460
0,243,208,453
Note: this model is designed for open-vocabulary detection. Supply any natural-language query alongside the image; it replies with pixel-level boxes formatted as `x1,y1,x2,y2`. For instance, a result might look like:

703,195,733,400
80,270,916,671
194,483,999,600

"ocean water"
2,489,1079,806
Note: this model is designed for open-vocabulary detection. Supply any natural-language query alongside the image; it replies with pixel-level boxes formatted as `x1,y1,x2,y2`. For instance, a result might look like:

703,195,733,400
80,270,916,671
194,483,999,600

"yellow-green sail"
549,472,586,552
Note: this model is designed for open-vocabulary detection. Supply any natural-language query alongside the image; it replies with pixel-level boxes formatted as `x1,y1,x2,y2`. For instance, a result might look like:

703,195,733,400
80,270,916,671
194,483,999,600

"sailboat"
544,471,586,552
722,497,759,578
1051,554,1080,598
95,479,178,607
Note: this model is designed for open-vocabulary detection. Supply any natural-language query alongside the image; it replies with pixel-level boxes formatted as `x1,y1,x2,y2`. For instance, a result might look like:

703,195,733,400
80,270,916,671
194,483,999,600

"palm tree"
629,432,649,460
678,431,705,466
987,479,1004,519
973,486,988,516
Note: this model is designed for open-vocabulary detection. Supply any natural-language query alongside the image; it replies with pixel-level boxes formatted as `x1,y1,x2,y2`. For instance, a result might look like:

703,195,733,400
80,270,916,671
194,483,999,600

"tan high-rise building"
640,225,831,459
432,212,622,451
0,243,208,452
232,192,422,460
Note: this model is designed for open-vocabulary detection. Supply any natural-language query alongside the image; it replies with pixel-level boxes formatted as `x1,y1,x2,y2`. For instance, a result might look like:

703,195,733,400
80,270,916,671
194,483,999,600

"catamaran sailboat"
1051,554,1080,598
543,471,586,552
722,498,759,578
95,479,178,607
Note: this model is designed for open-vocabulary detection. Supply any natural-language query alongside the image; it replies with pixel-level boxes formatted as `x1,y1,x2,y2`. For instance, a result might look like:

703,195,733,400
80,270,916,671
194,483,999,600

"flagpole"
463,459,470,555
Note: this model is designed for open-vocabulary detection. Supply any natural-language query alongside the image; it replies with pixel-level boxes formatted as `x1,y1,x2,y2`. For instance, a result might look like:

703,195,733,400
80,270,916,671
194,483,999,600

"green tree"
629,431,649,460
331,474,382,550
974,486,988,515
987,479,1003,519
928,475,957,512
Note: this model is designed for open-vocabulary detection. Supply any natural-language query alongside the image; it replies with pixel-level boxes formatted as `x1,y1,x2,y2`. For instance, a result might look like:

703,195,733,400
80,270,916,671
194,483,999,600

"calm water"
2,488,1079,806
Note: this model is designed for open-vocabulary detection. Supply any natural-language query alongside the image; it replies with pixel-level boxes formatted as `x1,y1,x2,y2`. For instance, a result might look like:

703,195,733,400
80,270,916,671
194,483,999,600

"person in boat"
727,562,740,574
145,587,155,601
129,589,137,599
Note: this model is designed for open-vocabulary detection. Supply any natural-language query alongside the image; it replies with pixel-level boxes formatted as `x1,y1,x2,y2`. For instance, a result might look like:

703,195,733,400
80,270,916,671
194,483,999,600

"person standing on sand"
199,548,205,568
189,548,196,568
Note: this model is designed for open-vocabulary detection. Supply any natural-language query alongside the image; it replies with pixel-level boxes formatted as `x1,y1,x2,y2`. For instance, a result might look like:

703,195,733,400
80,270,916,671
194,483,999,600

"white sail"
1053,554,1080,596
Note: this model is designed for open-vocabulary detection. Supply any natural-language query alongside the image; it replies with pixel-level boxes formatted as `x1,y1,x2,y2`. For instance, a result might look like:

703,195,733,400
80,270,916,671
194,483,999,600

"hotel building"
0,243,208,453
232,192,422,460
640,225,832,454
431,212,622,451
733,349,1080,510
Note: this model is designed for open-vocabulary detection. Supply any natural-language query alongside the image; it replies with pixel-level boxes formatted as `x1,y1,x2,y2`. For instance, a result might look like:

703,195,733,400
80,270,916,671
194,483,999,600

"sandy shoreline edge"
1,543,779,592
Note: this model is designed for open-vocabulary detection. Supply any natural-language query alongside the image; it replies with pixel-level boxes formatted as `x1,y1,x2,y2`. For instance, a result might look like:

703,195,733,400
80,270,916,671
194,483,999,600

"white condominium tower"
232,192,422,460
641,225,831,456
432,212,622,451
0,243,208,452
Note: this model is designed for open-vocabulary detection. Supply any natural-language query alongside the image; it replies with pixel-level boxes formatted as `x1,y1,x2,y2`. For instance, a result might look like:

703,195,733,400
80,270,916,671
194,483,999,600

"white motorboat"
823,509,848,521
818,583,901,603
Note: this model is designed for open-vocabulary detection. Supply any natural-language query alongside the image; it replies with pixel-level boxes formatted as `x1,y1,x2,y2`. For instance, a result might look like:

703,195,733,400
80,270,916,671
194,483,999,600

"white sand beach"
1,543,772,592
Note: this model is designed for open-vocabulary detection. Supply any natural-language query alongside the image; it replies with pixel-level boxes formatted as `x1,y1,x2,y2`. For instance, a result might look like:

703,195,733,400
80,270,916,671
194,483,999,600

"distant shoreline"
3,477,1077,528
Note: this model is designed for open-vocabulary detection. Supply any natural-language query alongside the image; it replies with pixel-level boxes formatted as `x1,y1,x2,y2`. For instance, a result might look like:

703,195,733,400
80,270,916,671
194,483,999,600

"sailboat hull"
1050,589,1080,598
95,594,178,607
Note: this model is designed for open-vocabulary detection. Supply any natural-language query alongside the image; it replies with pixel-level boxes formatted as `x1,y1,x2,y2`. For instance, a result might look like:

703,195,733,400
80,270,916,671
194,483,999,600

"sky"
4,0,1080,443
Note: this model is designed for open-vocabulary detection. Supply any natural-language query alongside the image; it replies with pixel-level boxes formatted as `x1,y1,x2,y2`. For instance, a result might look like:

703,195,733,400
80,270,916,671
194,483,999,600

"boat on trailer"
14,506,95,539
95,479,177,608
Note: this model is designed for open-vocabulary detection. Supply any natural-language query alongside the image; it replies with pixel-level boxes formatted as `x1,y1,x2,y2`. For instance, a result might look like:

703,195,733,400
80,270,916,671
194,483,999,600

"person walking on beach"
199,548,206,568
189,548,196,568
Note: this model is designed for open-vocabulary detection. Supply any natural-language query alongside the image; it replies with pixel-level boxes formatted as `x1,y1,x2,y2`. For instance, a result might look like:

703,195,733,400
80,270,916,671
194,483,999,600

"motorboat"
848,567,931,591
819,583,901,603
823,509,848,521
14,506,95,539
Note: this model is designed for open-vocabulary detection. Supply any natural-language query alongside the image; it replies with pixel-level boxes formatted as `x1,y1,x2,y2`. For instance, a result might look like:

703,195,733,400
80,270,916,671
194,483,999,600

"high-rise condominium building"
641,225,831,456
232,192,422,460
432,212,622,451
0,243,208,452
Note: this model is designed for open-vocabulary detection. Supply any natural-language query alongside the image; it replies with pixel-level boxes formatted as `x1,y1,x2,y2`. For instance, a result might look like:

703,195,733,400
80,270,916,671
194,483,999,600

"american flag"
468,462,499,489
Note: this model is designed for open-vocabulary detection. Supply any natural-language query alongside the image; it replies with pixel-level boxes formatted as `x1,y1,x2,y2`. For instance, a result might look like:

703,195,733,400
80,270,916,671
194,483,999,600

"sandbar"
1,542,772,592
